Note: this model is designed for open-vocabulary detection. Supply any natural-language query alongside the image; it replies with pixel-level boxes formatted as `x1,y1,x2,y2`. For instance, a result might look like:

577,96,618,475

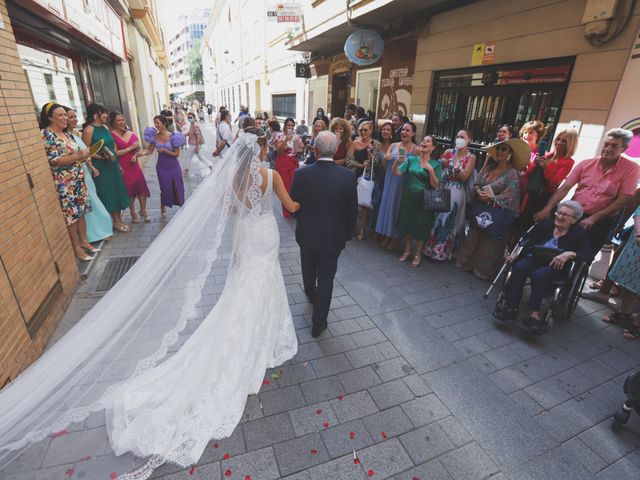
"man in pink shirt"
534,129,639,256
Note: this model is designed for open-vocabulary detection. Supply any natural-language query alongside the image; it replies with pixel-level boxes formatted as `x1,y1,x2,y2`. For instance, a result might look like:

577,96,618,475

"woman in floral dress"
425,129,476,261
40,102,95,261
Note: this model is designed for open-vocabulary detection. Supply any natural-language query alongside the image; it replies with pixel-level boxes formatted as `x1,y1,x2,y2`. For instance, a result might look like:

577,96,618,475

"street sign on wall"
344,30,384,66
267,3,302,22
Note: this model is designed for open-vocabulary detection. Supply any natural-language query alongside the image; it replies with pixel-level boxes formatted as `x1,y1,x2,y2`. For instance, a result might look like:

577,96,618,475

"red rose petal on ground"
52,430,68,437
337,395,344,400
309,449,317,455
349,431,356,439
353,457,361,465
367,469,375,477
245,477,251,480
412,477,421,480
110,473,118,480
315,409,322,415
213,443,219,448
188,466,196,475
323,421,329,428
224,469,232,477
65,469,73,478
81,455,93,461
380,431,387,439
262,379,269,386
223,453,230,460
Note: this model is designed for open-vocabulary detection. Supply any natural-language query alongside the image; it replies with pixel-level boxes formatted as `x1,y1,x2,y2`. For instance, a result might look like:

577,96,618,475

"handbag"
422,187,451,212
357,161,375,209
469,202,516,239
525,163,545,197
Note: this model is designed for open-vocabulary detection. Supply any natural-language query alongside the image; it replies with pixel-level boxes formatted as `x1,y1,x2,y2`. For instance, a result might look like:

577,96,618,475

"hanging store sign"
471,42,496,66
267,3,302,22
344,30,384,66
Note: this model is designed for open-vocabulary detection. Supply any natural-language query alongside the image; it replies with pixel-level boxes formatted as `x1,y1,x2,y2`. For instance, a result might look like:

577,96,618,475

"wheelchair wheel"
552,263,588,322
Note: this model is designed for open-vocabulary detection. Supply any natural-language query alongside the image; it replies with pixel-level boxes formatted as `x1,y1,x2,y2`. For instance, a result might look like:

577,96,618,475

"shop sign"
267,3,302,22
378,37,417,118
471,42,496,66
329,53,352,76
344,30,384,66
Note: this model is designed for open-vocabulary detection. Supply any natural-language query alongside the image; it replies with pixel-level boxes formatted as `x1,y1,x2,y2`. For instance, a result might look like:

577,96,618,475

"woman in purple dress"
139,115,186,217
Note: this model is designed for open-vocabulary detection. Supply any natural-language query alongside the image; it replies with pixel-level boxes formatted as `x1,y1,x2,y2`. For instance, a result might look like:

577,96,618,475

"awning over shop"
288,0,477,53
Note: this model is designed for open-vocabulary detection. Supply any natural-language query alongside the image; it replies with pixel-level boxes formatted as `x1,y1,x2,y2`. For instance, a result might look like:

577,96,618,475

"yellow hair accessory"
44,102,56,115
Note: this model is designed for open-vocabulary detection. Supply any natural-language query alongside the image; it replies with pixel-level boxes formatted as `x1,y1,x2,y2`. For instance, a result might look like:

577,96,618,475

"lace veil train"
0,131,268,474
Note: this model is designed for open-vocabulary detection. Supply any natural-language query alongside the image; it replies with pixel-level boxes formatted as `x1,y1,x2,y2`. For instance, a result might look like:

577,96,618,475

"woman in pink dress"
110,111,151,223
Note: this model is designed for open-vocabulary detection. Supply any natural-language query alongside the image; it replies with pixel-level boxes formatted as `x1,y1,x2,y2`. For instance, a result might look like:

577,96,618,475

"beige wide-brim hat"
484,138,531,171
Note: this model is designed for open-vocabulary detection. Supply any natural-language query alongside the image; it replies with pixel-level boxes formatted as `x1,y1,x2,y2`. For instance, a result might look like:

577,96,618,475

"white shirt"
217,121,233,158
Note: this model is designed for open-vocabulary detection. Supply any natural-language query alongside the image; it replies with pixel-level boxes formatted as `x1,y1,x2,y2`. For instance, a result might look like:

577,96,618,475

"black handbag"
526,164,546,197
469,202,516,239
422,187,451,212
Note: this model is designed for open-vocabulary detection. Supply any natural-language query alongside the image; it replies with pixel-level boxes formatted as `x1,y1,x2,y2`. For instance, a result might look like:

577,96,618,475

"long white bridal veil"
0,131,265,473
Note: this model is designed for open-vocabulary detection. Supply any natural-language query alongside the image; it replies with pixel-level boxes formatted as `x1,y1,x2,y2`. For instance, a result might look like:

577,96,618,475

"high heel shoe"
140,210,151,223
399,251,411,262
411,254,422,268
357,230,365,240
75,251,95,262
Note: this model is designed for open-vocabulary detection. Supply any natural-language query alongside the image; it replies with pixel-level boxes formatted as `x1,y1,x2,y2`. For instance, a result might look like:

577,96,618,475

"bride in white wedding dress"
0,128,300,479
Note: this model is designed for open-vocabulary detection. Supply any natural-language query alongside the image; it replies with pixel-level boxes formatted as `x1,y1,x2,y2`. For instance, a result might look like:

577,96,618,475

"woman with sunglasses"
456,138,528,280
347,120,381,240
494,200,591,332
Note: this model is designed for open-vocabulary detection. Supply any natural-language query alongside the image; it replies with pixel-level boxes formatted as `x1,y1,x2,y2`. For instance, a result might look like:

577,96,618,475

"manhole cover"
96,256,139,291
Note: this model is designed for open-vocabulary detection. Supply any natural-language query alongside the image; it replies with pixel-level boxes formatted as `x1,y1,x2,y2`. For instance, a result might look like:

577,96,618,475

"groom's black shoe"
311,319,327,338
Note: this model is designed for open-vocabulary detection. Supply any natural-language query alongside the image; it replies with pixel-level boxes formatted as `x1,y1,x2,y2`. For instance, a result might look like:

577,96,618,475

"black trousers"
583,214,615,257
300,248,340,327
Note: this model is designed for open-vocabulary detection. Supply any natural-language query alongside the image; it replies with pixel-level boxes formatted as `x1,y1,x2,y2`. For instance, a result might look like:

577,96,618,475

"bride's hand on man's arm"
272,170,300,213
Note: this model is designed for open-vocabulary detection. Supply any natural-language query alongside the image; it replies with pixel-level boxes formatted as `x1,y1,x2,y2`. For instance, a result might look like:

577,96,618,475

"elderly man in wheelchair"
493,200,593,333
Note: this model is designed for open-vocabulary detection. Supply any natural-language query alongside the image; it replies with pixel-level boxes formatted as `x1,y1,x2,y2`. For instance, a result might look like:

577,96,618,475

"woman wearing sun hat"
456,138,529,280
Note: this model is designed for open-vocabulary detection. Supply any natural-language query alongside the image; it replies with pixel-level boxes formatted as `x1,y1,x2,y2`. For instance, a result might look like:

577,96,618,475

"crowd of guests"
41,99,640,338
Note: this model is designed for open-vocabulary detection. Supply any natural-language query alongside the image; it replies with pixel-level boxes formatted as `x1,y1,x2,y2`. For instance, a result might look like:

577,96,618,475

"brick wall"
0,0,79,386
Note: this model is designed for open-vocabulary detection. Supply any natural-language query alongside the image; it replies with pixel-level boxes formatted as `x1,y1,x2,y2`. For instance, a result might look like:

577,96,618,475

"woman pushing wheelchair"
493,200,592,332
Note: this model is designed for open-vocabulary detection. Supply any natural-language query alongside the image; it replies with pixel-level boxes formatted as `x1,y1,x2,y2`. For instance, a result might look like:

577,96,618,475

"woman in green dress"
392,135,443,267
82,103,131,232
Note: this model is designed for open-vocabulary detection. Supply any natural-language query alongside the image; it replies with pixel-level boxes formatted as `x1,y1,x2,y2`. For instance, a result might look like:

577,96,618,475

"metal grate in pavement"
96,256,139,291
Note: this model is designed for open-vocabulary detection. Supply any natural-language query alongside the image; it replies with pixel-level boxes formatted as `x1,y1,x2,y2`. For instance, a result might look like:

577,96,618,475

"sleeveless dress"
104,168,297,474
274,133,300,218
155,134,186,208
90,125,130,213
375,144,406,237
425,150,472,260
396,156,443,241
112,131,151,199
73,134,112,242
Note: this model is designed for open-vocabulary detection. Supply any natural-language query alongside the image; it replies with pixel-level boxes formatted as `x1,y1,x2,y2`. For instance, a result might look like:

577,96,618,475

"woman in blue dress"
66,108,113,243
375,122,419,250
608,205,640,340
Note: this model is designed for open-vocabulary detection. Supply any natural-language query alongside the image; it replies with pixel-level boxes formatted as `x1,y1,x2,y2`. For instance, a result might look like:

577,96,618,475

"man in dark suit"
290,131,358,337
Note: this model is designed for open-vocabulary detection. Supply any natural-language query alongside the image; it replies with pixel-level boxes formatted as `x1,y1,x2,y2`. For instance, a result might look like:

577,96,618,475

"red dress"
113,131,151,199
274,133,301,218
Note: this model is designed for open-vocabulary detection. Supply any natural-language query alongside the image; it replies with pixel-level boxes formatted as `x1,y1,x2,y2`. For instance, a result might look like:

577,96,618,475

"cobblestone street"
2,127,640,480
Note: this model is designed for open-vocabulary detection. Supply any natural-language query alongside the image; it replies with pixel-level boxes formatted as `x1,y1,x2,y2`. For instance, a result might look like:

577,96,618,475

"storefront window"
272,94,296,119
428,57,574,151
356,69,380,120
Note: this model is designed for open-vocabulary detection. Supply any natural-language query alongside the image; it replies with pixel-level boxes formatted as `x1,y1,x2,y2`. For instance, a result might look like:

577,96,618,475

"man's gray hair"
315,131,338,158
605,128,633,149
558,200,583,219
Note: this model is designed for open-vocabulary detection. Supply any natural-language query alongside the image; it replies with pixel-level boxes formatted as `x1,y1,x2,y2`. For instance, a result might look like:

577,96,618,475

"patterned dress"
42,129,90,225
425,150,473,260
456,167,520,280
609,206,640,294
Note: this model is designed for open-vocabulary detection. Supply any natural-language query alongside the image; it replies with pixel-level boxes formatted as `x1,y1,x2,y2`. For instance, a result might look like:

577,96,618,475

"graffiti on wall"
377,37,417,119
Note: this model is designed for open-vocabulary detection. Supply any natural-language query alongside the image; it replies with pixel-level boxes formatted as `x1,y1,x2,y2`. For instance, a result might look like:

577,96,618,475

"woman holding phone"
375,122,419,250
274,117,303,218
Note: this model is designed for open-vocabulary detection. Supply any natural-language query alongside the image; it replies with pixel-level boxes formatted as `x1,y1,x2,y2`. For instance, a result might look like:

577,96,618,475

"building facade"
0,0,169,386
201,0,309,120
289,0,640,159
167,9,210,102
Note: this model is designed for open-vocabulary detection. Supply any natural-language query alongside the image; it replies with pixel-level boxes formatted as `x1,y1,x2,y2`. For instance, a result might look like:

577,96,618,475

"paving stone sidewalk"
2,128,640,479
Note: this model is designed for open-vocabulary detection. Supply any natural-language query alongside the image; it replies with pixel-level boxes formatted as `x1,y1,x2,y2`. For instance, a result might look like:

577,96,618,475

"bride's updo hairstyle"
243,126,267,147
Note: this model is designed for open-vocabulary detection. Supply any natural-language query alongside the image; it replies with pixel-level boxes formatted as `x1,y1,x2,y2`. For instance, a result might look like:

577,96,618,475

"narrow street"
2,127,639,480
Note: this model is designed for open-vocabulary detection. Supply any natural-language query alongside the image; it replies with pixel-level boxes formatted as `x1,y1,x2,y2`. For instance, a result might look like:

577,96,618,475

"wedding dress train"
104,169,298,478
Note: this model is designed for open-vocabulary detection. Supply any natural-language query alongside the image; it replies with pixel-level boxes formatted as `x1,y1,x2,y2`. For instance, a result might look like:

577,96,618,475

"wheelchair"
485,229,589,334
